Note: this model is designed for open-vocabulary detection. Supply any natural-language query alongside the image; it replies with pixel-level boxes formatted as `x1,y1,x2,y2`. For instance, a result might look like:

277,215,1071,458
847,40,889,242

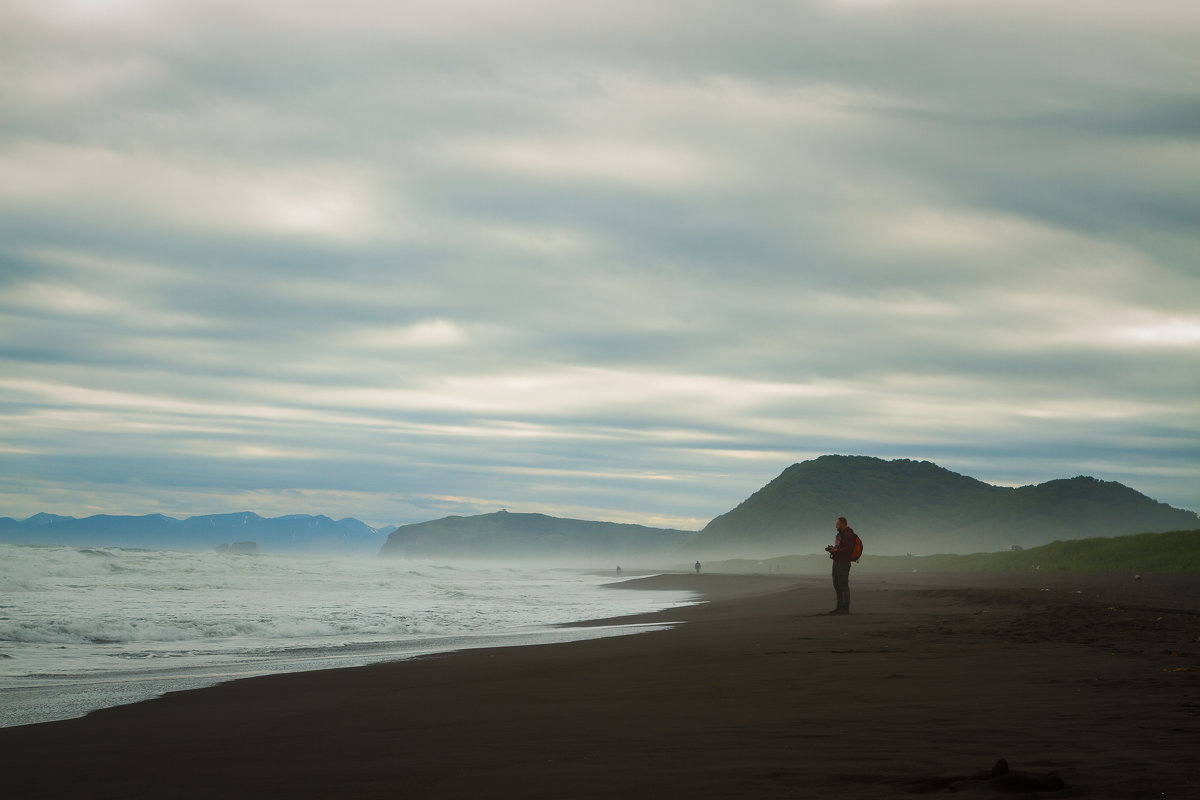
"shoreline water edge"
0,544,703,728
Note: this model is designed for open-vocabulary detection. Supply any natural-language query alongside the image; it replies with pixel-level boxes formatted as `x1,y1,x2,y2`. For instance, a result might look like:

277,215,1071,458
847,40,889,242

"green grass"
706,529,1200,574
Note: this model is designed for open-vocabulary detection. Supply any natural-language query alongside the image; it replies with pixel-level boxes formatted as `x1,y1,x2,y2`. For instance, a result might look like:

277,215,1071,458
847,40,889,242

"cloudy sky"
1,0,1197,529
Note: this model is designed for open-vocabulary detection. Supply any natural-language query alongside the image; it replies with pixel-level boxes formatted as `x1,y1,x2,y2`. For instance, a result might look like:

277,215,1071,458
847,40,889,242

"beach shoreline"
0,558,702,730
1,570,1197,798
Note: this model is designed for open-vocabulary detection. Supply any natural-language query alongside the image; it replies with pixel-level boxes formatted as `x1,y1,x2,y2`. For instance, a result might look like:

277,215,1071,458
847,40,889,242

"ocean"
0,544,698,728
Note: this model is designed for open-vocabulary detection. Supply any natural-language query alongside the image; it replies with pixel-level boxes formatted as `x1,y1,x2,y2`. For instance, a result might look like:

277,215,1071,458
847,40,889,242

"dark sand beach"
2,570,1197,798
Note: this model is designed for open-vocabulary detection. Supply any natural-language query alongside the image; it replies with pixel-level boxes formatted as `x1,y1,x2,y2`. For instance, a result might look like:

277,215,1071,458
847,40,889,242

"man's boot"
829,590,848,614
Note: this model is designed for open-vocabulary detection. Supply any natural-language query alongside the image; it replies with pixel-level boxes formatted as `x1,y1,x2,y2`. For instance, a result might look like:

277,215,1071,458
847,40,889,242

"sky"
1,0,1197,530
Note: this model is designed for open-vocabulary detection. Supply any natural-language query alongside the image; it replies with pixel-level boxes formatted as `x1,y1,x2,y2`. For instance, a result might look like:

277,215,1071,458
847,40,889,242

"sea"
0,544,698,729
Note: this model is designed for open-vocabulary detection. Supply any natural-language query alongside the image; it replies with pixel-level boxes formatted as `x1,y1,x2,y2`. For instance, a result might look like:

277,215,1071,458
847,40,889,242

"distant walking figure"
694,561,701,575
825,517,857,614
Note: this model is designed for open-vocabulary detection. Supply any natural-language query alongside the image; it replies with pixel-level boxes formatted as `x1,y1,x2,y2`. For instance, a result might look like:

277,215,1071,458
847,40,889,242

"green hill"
707,529,1200,574
379,509,695,561
690,455,1198,557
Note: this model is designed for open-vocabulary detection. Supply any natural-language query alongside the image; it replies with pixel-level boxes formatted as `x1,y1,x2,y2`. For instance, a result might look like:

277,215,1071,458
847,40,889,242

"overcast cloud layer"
2,0,1197,529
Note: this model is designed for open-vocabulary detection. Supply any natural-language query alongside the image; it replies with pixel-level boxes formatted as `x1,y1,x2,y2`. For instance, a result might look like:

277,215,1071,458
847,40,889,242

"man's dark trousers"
832,561,851,613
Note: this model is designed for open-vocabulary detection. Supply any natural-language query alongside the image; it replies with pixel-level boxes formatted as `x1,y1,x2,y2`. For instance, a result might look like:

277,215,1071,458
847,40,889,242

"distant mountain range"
4,456,1196,559
379,510,694,561
0,512,393,554
689,455,1199,557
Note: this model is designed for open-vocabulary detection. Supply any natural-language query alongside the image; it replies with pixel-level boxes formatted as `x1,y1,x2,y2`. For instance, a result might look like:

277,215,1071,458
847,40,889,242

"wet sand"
1,570,1197,798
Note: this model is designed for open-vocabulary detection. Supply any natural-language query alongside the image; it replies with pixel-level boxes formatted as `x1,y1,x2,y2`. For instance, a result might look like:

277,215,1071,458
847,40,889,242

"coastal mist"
0,544,696,727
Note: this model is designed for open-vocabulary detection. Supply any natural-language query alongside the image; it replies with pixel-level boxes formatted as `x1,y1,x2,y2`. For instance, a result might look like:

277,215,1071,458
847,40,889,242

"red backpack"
849,532,864,562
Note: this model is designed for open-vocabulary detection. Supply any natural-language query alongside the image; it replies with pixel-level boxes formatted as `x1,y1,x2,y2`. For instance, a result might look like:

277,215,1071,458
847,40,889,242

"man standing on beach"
825,517,856,615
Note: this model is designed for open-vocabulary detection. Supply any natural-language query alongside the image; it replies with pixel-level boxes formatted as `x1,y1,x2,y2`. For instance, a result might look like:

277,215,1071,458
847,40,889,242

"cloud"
1,0,1197,527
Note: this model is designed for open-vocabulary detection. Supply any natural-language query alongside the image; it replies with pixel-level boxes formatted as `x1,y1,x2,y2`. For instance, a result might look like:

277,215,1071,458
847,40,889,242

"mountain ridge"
379,509,694,561
4,456,1195,558
690,455,1199,556
0,512,393,554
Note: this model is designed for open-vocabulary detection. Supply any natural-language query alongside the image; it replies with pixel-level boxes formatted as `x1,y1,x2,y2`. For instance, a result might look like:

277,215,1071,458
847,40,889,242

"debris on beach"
898,758,1066,794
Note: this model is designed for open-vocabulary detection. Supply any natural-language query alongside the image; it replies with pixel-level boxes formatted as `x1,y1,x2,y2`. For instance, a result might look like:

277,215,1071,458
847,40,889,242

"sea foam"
0,544,696,727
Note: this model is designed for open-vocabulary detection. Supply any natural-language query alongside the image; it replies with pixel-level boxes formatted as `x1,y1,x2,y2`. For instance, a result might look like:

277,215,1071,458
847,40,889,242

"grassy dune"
707,529,1200,575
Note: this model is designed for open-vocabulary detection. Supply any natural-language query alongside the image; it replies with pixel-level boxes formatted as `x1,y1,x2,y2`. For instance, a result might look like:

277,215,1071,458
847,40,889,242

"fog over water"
0,544,698,728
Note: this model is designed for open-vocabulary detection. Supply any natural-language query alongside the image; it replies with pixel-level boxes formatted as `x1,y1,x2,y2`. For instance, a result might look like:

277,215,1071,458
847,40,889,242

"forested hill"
379,510,695,560
689,455,1199,557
